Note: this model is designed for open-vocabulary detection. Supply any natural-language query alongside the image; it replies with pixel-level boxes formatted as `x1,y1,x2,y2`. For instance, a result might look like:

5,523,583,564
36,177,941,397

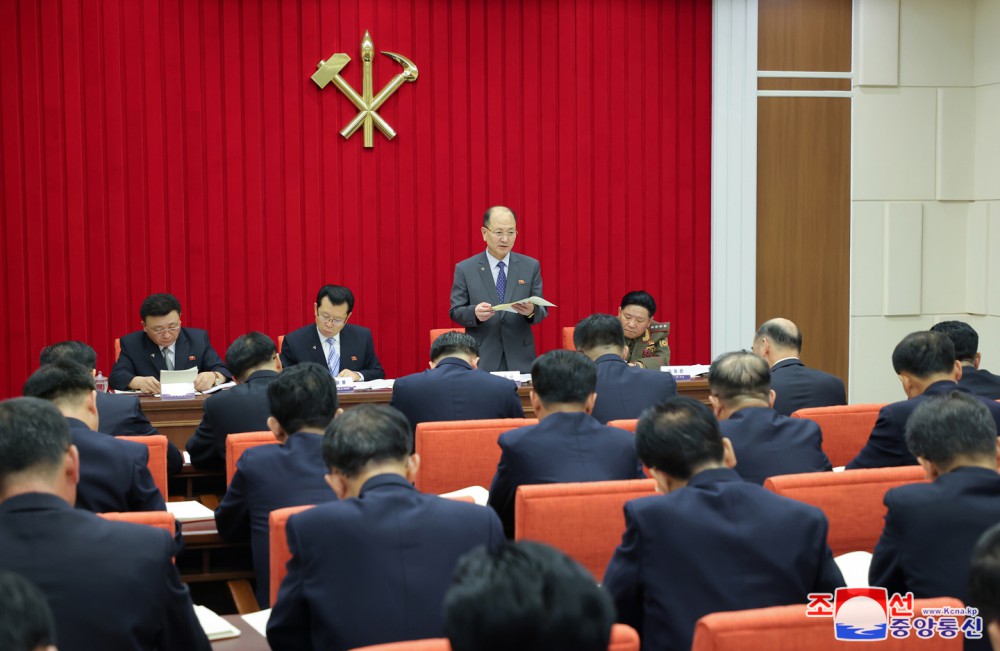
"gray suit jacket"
449,251,547,372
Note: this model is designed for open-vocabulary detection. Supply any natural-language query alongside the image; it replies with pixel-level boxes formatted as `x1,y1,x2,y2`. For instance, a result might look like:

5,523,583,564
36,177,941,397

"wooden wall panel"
758,0,852,71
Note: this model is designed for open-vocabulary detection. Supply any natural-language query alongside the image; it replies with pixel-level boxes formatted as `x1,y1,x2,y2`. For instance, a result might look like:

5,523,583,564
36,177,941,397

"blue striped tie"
496,261,507,303
326,338,340,376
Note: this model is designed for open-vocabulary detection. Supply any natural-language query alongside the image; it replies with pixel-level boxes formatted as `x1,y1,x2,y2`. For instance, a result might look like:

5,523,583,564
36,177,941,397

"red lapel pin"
351,356,358,361
518,279,525,285
188,355,196,361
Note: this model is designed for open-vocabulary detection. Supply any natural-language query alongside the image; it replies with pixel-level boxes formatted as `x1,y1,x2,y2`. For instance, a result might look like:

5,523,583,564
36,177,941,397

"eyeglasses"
317,314,348,326
148,323,181,335
484,227,517,239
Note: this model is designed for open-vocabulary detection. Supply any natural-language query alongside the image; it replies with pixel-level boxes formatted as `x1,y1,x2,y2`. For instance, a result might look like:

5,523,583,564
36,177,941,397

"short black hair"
635,396,724,480
708,351,771,404
531,350,596,406
0,570,57,651
39,340,97,369
573,314,625,352
444,540,614,651
892,331,956,377
431,332,479,362
22,361,96,406
226,332,276,382
315,285,355,313
970,522,1000,626
905,391,998,465
267,363,339,434
322,404,411,477
930,321,979,363
754,319,802,352
0,397,72,485
619,291,656,318
483,206,517,228
140,293,182,319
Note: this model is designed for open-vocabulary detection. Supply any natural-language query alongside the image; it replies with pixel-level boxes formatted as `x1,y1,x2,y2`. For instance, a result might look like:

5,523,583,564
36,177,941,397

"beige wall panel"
975,84,1000,201
921,202,968,314
850,315,934,403
977,316,1000,365
883,202,923,315
899,0,974,87
936,89,975,200
974,0,1000,86
966,203,989,314
854,0,900,86
851,202,885,316
989,203,1000,315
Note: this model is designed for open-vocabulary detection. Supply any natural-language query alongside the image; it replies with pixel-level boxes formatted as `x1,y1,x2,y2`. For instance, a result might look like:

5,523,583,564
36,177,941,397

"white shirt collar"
485,249,511,269
316,326,340,345
771,356,799,369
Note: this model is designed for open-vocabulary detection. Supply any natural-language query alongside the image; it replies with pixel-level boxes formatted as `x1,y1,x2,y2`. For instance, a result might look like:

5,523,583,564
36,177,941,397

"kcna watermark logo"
805,588,982,641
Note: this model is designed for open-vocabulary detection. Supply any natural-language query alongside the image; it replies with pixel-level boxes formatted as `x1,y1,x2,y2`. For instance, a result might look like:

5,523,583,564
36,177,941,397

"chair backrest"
514,479,657,579
791,404,885,467
428,328,466,350
113,337,121,362
691,598,964,651
226,431,279,484
763,466,928,556
98,510,176,536
562,326,575,350
277,334,285,358
348,624,640,651
607,419,637,432
116,434,169,501
414,419,537,495
269,504,316,604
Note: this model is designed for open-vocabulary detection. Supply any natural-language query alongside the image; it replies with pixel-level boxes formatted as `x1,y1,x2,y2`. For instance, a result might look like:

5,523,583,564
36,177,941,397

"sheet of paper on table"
492,296,557,313
194,605,241,640
160,368,198,399
166,500,217,523
661,364,711,380
354,379,395,391
241,609,272,637
202,381,236,395
439,486,489,506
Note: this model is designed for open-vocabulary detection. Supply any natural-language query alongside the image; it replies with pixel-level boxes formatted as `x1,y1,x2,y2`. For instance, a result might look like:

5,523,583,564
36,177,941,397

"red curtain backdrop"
0,0,711,398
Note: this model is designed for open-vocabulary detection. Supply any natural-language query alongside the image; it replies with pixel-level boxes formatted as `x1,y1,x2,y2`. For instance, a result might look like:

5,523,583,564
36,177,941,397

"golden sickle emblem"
311,31,418,148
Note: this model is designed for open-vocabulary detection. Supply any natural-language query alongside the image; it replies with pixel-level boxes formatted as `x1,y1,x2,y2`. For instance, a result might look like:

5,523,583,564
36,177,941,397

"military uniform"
625,321,670,369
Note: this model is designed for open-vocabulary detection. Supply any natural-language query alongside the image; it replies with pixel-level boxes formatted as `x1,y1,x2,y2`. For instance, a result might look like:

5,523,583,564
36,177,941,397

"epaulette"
649,322,671,334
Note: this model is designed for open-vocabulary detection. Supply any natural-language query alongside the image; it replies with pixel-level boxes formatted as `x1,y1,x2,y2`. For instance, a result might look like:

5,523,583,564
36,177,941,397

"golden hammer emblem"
312,31,418,148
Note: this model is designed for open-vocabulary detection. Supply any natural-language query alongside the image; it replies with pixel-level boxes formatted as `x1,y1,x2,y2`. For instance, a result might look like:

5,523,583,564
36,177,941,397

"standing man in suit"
267,404,505,651
487,350,645,537
390,331,523,431
931,320,1000,400
603,396,844,651
215,363,341,608
279,285,384,381
848,331,1000,469
709,351,831,484
449,206,548,372
22,362,165,513
109,293,231,393
870,391,1000,613
574,313,677,424
619,291,671,369
0,397,210,651
752,318,846,416
186,332,281,470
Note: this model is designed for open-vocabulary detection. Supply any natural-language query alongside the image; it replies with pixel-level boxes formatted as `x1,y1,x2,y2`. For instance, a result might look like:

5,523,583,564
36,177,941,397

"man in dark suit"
0,397,209,651
390,331,523,430
487,350,645,537
848,331,1000,469
574,313,677,424
603,396,844,651
449,206,548,372
40,340,183,475
970,523,1000,650
279,285,384,380
215,363,341,608
22,362,165,513
109,293,231,393
0,570,57,651
752,318,846,416
267,404,505,651
186,332,280,470
931,320,1000,400
870,391,1000,620
709,351,831,483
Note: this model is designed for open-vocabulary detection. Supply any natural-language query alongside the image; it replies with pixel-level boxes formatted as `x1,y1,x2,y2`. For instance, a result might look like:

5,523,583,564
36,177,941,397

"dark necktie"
496,261,507,303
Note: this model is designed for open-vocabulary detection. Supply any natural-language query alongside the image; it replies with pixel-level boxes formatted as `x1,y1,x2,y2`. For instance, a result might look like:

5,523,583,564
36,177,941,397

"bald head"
753,318,802,366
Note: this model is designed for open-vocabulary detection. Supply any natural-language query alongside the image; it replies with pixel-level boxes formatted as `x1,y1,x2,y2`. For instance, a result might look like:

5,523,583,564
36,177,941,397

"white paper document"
160,367,198,399
835,551,872,587
241,609,272,637
194,605,241,641
439,486,490,506
492,296,557,313
661,364,711,379
166,500,217,523
354,379,395,391
202,381,236,395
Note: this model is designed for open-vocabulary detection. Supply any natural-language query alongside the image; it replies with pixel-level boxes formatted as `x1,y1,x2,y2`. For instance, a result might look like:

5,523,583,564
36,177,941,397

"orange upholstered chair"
690,598,964,651
562,326,576,350
608,419,637,432
98,510,176,535
277,334,285,357
429,328,465,349
514,479,657,579
113,337,121,362
763,466,928,556
226,431,279,484
414,419,537,495
791,404,885,468
349,623,640,651
117,434,169,501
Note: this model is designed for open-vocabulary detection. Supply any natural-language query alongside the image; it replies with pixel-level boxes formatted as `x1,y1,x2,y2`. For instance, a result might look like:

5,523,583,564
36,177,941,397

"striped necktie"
326,337,340,376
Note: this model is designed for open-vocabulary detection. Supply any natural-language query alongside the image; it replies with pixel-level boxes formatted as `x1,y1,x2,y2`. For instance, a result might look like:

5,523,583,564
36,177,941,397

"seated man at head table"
0,570,57,651
390,330,524,431
40,340,183,475
214,362,341,609
931,320,1000,400
618,290,671,369
603,396,844,651
22,361,165,514
279,284,385,381
267,404,505,651
108,292,231,393
186,332,281,470
0,397,210,651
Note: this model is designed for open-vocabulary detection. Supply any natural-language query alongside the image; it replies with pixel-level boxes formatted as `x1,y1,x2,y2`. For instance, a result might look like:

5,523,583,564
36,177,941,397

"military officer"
618,291,670,369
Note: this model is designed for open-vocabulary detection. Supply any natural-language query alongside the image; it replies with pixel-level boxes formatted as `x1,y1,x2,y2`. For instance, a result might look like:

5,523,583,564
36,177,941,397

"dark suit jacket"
279,323,384,380
389,357,524,430
214,431,337,608
67,417,166,513
487,411,645,537
449,251,547,372
186,370,278,470
870,466,1000,603
109,327,231,390
96,391,183,475
0,492,209,651
847,381,1000,469
959,365,1000,400
770,358,847,416
591,354,678,424
267,474,505,651
720,406,832,484
603,468,845,651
